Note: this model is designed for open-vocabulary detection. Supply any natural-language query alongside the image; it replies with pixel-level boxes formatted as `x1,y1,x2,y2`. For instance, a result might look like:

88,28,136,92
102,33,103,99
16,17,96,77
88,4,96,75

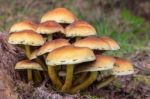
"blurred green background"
0,0,149,57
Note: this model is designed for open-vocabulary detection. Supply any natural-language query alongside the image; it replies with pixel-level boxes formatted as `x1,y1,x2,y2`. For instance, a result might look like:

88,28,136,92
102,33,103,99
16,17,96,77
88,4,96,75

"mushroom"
9,20,37,33
36,21,65,40
96,57,134,89
73,37,119,83
71,55,115,93
37,39,70,57
112,57,134,75
8,30,45,58
100,36,120,50
33,39,70,89
41,8,77,28
75,55,115,73
65,21,97,42
46,45,95,92
73,36,120,54
15,60,44,82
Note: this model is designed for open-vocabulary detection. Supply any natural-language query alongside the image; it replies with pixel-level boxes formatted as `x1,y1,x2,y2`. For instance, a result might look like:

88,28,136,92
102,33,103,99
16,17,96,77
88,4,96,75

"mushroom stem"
25,45,30,58
36,58,46,70
48,66,62,89
76,37,81,41
71,71,97,93
48,35,52,41
27,69,32,82
96,75,116,89
34,71,42,83
73,72,87,86
61,64,74,92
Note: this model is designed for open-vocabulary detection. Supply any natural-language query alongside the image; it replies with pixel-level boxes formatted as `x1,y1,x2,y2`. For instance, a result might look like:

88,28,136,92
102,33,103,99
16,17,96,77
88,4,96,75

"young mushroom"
73,36,120,54
100,36,120,50
96,57,134,89
112,58,134,75
37,39,70,57
65,21,97,42
41,8,77,28
8,30,45,58
9,20,37,33
15,60,44,82
35,39,71,89
46,45,96,92
72,55,115,93
36,21,65,40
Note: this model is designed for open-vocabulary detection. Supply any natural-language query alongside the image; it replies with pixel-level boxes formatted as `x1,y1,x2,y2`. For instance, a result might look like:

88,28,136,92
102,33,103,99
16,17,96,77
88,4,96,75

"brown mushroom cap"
100,36,120,50
15,60,43,70
65,21,97,37
37,39,70,56
75,55,115,73
10,20,37,33
46,45,95,66
36,21,65,34
8,30,45,46
73,37,110,50
112,58,134,75
41,8,77,23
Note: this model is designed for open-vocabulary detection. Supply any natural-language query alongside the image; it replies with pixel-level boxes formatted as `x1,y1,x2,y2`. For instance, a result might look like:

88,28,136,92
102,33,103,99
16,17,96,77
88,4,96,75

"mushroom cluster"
8,8,134,93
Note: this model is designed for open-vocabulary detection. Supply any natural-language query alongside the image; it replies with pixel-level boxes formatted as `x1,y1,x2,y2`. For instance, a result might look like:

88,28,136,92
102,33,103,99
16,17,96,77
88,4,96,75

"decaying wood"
0,33,21,99
0,71,18,99
0,33,24,79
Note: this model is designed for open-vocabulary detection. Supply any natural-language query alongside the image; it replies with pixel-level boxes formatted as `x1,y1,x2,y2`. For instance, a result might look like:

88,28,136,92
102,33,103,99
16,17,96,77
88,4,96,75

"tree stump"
0,33,22,99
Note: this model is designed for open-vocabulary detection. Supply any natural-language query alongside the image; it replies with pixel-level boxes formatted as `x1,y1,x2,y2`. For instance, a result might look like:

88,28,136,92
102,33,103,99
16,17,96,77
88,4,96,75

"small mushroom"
15,60,44,82
96,57,134,89
9,20,37,33
41,8,77,27
65,21,97,42
37,39,70,57
72,55,115,93
8,30,45,58
100,36,120,50
46,45,95,92
112,57,134,76
75,55,115,73
36,21,65,40
73,36,120,54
